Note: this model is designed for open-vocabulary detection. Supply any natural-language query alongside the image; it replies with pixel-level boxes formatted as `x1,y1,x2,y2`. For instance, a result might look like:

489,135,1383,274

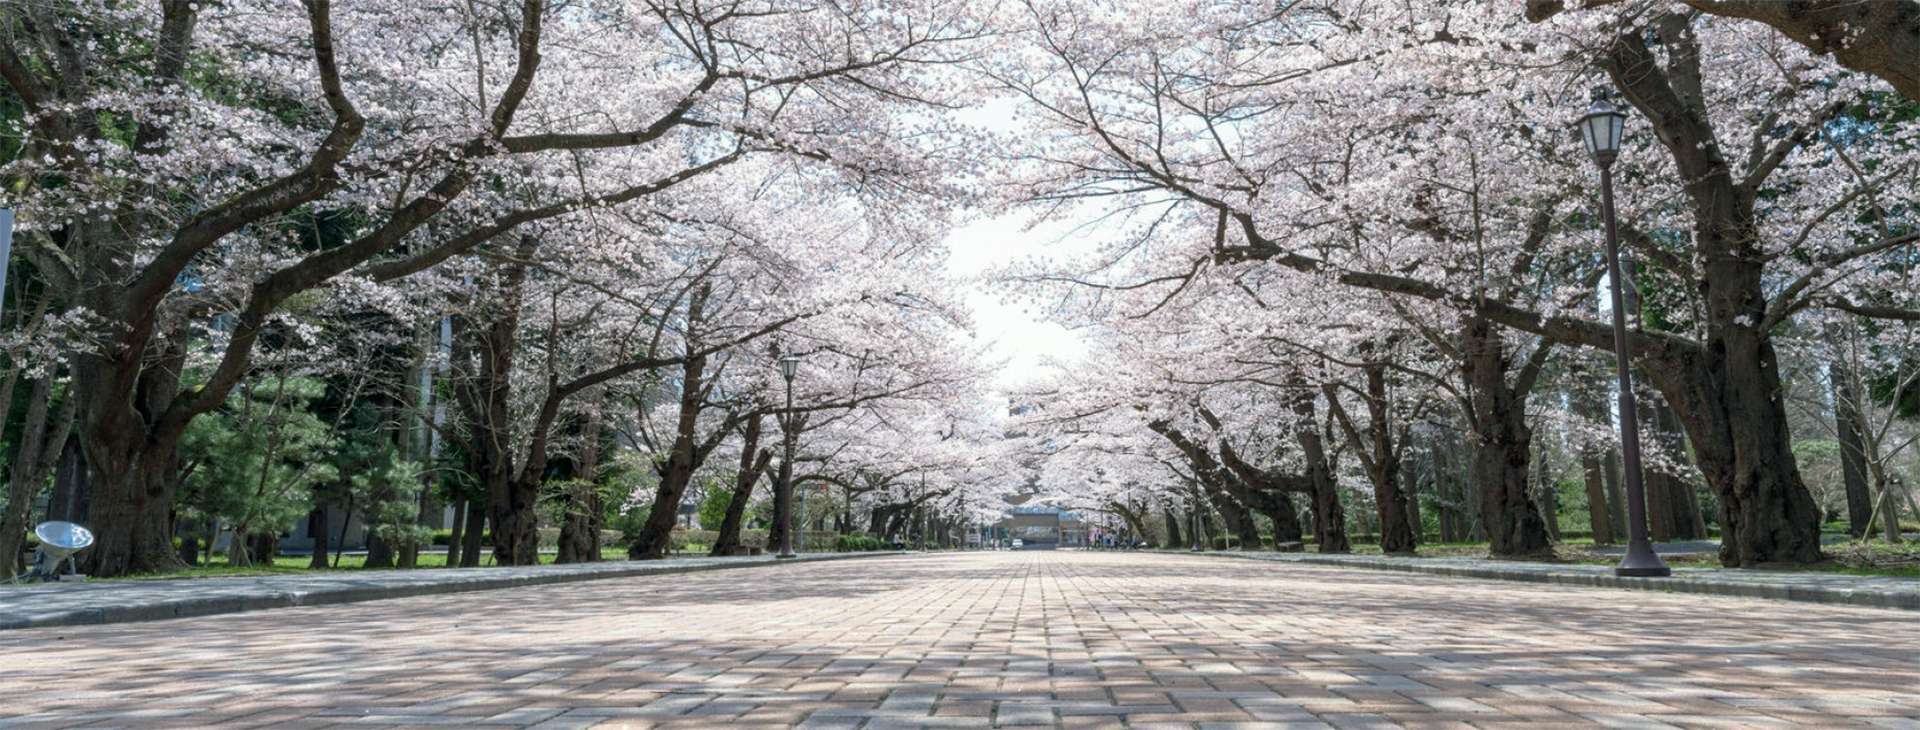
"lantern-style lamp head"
1580,86,1628,166
779,353,800,380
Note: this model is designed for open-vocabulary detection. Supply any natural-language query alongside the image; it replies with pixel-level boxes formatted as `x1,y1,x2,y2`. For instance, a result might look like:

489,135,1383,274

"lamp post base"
1614,538,1672,577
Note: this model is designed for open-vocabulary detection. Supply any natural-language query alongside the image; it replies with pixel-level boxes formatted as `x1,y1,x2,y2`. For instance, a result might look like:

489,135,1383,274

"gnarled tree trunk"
711,415,772,557
1459,317,1553,558
2,371,77,575
1323,362,1416,555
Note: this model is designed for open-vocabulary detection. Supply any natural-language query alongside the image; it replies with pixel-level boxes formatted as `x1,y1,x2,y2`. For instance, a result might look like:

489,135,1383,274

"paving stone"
0,552,1914,729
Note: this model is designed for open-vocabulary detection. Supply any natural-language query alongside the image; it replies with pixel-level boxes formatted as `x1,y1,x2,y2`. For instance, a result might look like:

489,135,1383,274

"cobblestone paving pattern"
2,551,1916,729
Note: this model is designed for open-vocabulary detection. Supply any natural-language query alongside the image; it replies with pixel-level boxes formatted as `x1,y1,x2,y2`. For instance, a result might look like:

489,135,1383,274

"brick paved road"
2,551,1915,729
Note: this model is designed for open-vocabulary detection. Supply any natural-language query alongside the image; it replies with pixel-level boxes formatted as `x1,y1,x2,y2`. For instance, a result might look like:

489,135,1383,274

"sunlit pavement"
1,551,1915,729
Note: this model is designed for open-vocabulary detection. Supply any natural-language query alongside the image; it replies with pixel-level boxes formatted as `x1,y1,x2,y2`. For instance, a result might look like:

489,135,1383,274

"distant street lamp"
775,353,801,559
1580,87,1671,578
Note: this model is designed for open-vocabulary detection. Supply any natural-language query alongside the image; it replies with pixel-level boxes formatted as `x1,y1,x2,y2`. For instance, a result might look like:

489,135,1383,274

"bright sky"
945,213,1089,389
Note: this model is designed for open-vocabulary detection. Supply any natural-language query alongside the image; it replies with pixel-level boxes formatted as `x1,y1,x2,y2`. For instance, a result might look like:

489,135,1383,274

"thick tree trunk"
74,337,192,577
308,507,330,569
445,495,466,568
248,532,277,566
1536,449,1560,542
1649,401,1704,540
1581,452,1614,545
630,349,712,560
459,503,486,567
488,463,540,566
1640,393,1676,542
1294,392,1349,553
1266,492,1302,545
1204,490,1260,549
1324,363,1416,555
1404,466,1424,545
554,479,596,565
365,533,396,569
1436,460,1458,544
1877,475,1902,543
1597,14,1823,566
2,371,75,575
1639,336,1823,565
1111,501,1153,546
712,416,771,557
556,404,606,564
446,238,541,567
1161,503,1182,548
1573,373,1616,545
1459,317,1553,558
1603,449,1626,541
1830,357,1875,538
178,533,199,567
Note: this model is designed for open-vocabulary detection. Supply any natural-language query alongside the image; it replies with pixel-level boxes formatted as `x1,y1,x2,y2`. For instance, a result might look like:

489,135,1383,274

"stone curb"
0,552,904,631
1201,552,1920,611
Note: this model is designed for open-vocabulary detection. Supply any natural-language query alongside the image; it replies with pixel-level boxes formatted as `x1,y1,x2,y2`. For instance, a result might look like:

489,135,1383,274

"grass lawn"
1165,536,1920,579
103,546,636,581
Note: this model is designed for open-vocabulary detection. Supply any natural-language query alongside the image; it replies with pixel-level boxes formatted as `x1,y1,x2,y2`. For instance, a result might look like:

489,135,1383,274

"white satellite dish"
6,521,93,583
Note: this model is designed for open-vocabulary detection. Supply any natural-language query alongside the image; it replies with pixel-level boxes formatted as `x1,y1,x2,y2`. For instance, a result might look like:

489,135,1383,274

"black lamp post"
1580,87,1671,578
775,353,801,559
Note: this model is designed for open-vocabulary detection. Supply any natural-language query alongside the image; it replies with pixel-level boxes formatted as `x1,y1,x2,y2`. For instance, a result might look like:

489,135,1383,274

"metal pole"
0,209,13,325
1189,489,1203,552
1599,162,1671,577
776,373,797,559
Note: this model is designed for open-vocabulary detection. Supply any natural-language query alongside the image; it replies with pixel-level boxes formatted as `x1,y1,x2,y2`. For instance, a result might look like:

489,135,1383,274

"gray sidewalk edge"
0,552,904,631
1200,552,1920,611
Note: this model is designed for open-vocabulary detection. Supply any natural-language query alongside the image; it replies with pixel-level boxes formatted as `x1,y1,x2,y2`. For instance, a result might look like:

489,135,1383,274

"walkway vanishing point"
1,551,1915,729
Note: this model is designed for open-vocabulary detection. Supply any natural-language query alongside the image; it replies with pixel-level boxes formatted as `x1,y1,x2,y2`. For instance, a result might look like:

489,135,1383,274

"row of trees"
996,0,1918,567
3,0,1916,575
0,0,1022,577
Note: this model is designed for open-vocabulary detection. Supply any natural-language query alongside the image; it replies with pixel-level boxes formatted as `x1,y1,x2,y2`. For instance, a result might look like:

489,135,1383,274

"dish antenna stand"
5,521,94,583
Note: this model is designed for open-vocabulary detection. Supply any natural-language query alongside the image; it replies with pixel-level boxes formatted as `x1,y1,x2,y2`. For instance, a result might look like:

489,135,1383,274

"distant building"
993,494,1086,549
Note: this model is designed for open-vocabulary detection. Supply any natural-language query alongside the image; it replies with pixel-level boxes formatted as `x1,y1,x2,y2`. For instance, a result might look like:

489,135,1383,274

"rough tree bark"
1292,387,1350,553
1322,361,1418,555
1571,361,1615,545
444,495,467,568
1457,317,1555,558
630,349,716,560
307,507,330,570
458,501,486,567
711,415,773,557
2,372,78,575
1831,354,1876,538
1527,0,1920,100
453,237,540,566
555,404,606,564
1194,409,1305,547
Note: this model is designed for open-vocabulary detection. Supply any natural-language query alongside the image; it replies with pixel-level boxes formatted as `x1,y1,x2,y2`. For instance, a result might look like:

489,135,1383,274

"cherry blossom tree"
1526,0,1920,100
0,0,991,575
988,0,1917,566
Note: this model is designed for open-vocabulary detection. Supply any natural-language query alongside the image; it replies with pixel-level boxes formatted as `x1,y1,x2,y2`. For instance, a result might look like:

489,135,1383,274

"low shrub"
835,534,883,551
1210,536,1252,550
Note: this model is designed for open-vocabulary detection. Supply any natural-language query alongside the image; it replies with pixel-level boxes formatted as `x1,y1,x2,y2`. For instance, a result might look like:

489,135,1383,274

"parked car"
1011,539,1024,549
